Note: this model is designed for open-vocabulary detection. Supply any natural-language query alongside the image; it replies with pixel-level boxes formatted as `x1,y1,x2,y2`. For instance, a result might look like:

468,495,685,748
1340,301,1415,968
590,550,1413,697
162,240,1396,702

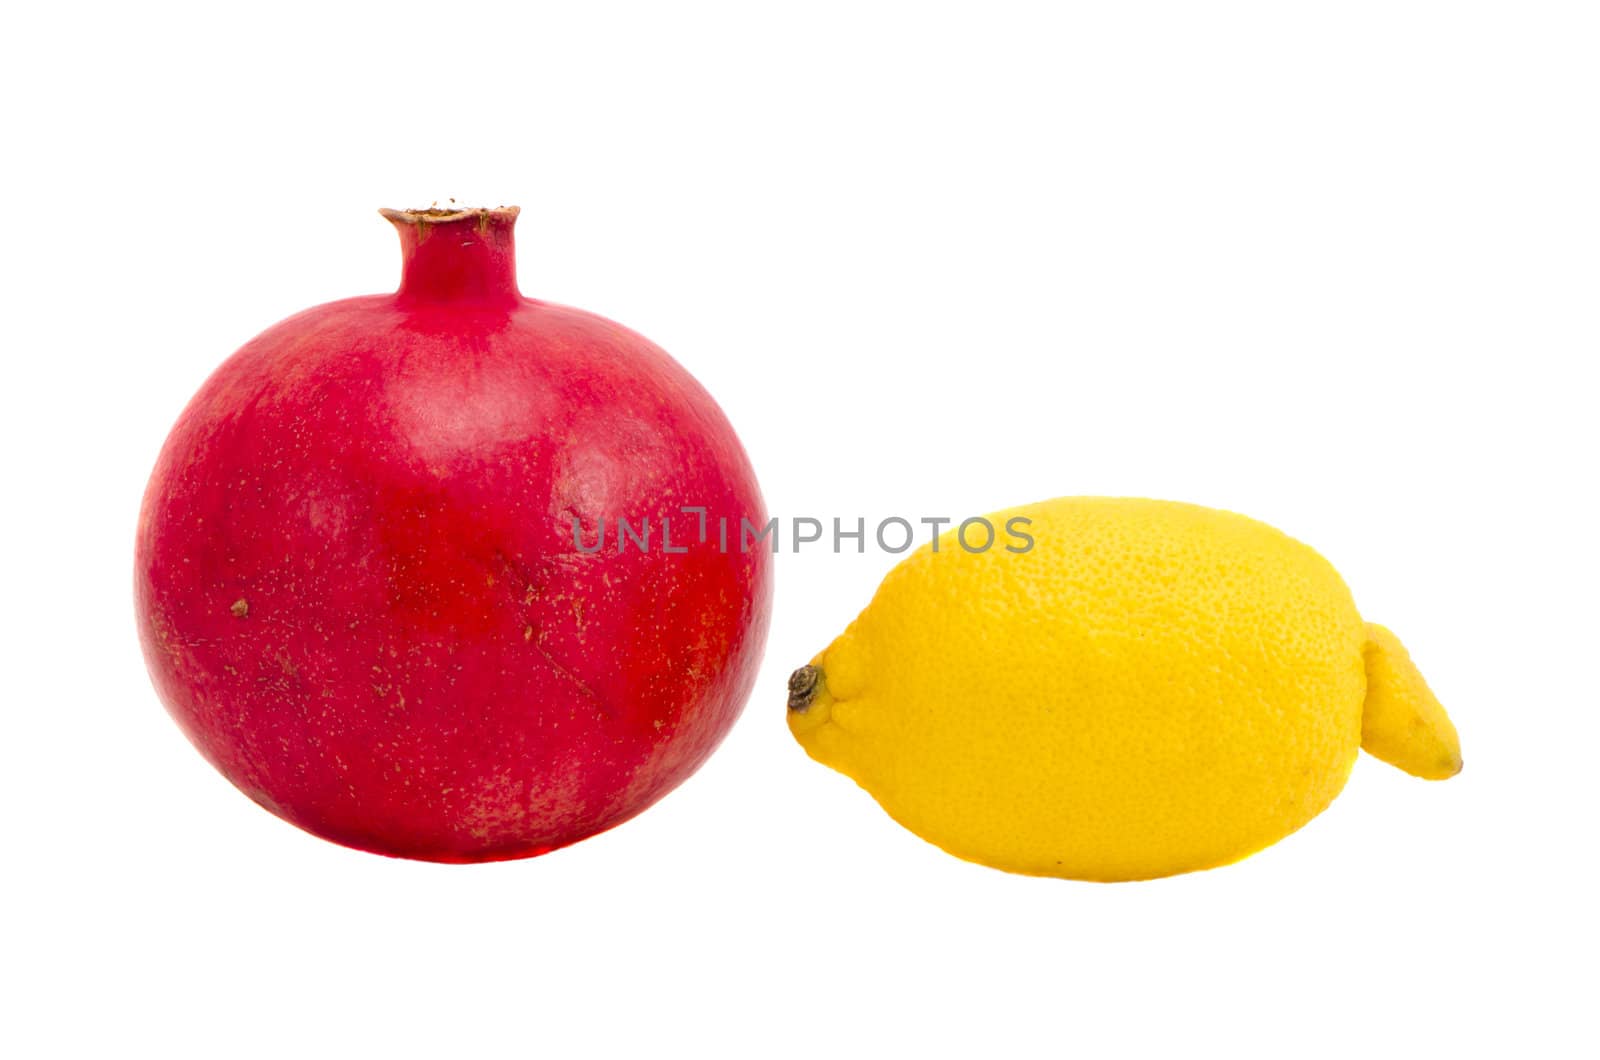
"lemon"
787,497,1461,881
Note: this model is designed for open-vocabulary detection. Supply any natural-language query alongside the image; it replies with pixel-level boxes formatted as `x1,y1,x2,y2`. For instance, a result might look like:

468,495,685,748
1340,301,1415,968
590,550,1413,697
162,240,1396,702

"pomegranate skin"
135,207,772,862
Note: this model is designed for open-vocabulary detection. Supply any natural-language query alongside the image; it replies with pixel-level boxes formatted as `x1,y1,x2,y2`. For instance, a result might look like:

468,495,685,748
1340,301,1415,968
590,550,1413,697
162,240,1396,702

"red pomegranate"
136,206,772,862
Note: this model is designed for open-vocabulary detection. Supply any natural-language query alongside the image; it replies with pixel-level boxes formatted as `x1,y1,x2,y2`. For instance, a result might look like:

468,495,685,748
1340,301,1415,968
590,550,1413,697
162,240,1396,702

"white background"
3,2,1596,1056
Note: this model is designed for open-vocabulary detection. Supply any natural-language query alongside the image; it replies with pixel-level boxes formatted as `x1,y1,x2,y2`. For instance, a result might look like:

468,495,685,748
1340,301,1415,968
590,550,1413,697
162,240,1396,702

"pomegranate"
135,206,772,862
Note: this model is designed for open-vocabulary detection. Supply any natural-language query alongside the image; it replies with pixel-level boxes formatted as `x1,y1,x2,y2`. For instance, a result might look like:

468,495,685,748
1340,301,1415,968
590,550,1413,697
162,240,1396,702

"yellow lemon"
787,497,1461,881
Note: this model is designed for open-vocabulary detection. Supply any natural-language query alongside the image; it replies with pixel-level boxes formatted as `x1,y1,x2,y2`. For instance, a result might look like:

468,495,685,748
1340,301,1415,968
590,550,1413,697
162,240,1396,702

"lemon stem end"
788,665,823,712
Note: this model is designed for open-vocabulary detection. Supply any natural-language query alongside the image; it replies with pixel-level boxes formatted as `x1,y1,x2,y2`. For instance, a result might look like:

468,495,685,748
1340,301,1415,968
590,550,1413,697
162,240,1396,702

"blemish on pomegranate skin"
230,598,249,618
